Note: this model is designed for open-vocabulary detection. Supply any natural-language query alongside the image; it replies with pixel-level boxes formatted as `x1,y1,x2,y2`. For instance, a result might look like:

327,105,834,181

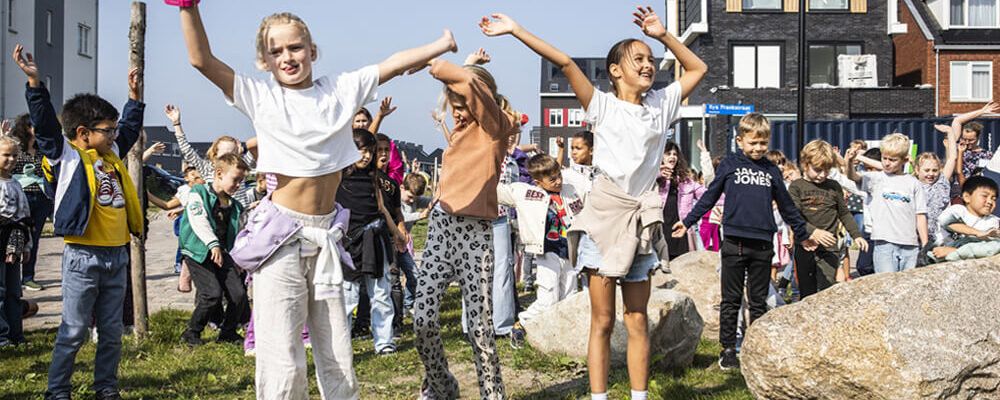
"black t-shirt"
336,167,402,230
212,198,232,244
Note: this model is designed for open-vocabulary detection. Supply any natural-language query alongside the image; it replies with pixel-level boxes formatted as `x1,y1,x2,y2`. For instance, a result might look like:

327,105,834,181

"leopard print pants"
413,208,505,399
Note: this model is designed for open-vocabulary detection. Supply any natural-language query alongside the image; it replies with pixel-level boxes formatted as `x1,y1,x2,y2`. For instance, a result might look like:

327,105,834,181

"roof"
906,0,1000,45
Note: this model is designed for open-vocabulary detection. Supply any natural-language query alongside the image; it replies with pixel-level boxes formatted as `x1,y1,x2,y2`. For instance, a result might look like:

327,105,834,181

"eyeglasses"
87,126,119,139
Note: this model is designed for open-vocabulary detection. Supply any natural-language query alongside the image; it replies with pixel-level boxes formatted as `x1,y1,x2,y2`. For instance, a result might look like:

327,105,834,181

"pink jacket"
658,178,706,221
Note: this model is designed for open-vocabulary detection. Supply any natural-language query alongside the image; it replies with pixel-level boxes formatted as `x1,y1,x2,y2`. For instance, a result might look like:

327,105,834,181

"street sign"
705,103,754,115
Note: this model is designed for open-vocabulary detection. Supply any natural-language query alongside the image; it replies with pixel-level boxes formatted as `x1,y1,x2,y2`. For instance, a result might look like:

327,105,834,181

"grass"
3,288,751,400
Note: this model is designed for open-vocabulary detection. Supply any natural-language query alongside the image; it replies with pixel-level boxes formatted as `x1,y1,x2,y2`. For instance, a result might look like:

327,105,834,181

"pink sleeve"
387,141,405,184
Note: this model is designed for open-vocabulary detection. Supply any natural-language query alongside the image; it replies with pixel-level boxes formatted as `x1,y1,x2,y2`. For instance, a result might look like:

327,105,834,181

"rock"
741,257,1000,400
521,288,703,367
652,251,721,339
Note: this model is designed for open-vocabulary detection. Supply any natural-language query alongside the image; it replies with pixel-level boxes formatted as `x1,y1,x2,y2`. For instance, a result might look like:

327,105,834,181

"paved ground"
22,214,194,331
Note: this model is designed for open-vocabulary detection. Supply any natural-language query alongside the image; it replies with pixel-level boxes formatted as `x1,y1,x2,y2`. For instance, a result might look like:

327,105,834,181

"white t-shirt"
227,65,379,177
936,204,1000,244
862,171,928,246
584,82,682,196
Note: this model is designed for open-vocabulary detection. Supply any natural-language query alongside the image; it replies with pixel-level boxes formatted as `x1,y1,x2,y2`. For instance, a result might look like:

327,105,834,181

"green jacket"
179,184,243,264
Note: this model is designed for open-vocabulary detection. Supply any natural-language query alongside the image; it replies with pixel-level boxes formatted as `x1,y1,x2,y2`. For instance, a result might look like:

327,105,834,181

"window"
549,82,559,91
567,109,584,127
808,43,862,86
78,24,91,56
951,0,998,26
548,109,563,127
951,61,993,102
809,0,849,10
742,0,781,10
45,10,51,45
731,44,781,88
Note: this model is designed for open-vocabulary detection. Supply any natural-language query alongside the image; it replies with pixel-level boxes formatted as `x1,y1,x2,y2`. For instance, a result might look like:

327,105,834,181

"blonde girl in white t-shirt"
482,7,706,400
173,3,455,399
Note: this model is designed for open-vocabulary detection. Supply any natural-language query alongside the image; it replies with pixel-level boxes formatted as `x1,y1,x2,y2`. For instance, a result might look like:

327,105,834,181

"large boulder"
521,288,703,367
741,257,1000,400
652,251,721,339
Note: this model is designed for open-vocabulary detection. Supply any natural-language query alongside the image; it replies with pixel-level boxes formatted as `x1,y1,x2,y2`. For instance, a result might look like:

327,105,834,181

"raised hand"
555,137,564,148
0,119,11,136
127,67,141,100
165,104,181,125
464,48,492,66
479,14,520,37
632,6,667,39
13,45,39,83
441,29,458,53
379,97,397,117
982,102,1000,114
149,142,166,154
430,110,444,123
697,139,708,154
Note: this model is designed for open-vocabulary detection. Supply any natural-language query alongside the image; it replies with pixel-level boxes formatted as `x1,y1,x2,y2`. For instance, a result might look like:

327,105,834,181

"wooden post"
127,1,148,339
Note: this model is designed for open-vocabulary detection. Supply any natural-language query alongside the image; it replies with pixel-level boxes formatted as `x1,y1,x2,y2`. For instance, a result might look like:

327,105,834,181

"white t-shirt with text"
584,82,682,196
227,65,379,177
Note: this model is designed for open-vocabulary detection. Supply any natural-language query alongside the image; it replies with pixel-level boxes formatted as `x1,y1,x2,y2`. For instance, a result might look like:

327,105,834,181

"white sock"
590,393,608,400
631,390,648,400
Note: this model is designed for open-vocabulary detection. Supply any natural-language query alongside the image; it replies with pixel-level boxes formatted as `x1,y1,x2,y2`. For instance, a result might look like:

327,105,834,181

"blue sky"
96,1,660,151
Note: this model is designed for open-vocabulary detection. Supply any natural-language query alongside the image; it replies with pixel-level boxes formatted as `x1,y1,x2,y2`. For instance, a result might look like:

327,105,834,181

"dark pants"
184,255,247,334
793,244,839,298
0,261,23,345
720,236,773,348
22,191,52,283
855,230,875,276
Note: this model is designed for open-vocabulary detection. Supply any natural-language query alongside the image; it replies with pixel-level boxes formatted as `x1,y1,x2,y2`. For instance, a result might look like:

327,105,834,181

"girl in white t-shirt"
173,3,455,399
482,7,705,400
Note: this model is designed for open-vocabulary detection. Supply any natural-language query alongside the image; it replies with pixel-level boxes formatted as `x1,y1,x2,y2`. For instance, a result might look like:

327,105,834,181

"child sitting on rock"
931,176,1000,261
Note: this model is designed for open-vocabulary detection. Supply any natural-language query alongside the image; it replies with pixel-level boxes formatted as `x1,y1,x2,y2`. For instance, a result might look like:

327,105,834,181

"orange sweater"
429,60,519,220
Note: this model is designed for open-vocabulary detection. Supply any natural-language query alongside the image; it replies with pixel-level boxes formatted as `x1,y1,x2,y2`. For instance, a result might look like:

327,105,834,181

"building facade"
894,0,1000,116
0,0,97,118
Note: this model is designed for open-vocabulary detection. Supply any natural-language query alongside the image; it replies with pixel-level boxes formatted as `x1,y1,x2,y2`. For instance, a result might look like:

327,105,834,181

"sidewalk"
22,214,194,331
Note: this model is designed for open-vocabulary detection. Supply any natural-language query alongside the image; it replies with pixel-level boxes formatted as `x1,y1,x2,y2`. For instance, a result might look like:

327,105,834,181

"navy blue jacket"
682,151,809,242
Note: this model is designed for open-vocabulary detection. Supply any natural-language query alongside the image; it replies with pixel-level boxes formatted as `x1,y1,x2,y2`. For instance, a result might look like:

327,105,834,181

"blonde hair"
214,153,250,174
850,139,868,150
0,135,20,150
255,13,314,71
914,152,941,171
799,139,836,170
206,136,241,163
737,112,770,139
880,133,911,158
437,65,516,123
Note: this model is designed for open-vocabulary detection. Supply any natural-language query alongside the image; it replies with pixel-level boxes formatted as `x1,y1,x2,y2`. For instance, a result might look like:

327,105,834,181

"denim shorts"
578,233,657,283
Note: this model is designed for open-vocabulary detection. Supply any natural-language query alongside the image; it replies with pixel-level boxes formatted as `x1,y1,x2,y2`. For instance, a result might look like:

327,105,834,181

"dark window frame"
806,41,864,86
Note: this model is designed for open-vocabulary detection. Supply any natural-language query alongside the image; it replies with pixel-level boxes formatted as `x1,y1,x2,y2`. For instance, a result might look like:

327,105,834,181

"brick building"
894,0,1000,116
663,0,934,159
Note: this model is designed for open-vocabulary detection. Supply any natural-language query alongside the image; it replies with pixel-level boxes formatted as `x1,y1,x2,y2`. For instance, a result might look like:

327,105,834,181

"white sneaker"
90,327,99,344
244,348,256,357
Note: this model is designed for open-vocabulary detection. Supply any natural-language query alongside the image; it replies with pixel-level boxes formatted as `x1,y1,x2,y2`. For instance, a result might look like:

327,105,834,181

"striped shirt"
175,130,256,207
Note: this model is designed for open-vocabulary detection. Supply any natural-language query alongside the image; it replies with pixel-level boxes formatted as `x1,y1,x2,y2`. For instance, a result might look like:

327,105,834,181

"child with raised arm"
173,2,455,398
15,44,144,400
412,50,520,398
481,7,707,399
846,133,928,273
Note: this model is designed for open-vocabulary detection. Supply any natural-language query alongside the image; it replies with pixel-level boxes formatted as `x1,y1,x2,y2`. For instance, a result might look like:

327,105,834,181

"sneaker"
418,384,436,400
94,388,123,400
510,322,525,349
217,330,244,344
22,280,43,291
43,391,72,400
303,339,312,349
376,347,396,355
90,327,99,344
244,347,256,357
181,329,204,346
718,347,740,370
